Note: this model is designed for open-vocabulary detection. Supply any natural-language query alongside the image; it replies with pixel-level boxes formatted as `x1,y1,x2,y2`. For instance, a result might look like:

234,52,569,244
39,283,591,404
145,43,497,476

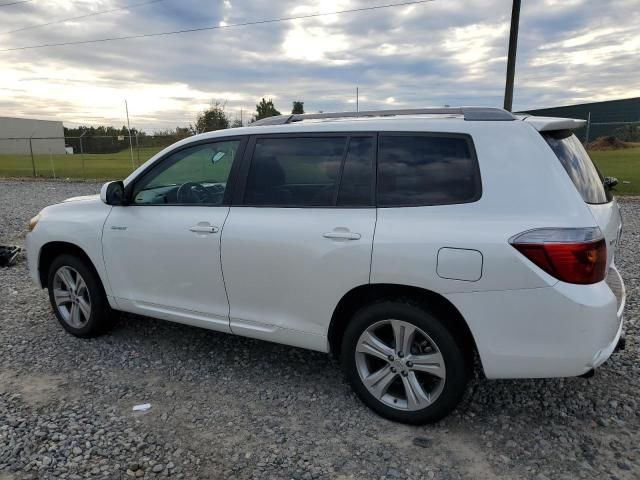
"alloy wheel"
355,319,446,411
52,266,92,328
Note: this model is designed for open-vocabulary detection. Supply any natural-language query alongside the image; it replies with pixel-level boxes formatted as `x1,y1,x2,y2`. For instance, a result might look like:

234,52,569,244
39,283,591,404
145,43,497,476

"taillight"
510,228,607,285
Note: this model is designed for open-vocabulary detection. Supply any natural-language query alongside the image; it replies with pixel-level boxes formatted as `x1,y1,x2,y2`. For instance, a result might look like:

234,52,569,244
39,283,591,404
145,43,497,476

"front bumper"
25,232,42,288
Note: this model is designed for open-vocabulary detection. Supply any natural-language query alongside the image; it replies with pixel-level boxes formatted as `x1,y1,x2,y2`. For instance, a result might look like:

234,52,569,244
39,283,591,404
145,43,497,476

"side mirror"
604,176,618,189
100,181,126,206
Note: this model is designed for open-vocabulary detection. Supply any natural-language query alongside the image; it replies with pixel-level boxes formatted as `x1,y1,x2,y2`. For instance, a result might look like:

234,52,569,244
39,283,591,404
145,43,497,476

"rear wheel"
341,300,469,424
47,254,113,337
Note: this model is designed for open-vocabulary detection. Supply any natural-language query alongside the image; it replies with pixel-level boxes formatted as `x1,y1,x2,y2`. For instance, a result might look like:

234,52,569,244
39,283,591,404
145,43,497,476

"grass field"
590,147,640,195
0,145,638,195
0,146,164,180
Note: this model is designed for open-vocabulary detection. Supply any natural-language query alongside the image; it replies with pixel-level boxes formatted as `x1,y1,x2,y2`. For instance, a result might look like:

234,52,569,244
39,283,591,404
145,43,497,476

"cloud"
0,0,637,131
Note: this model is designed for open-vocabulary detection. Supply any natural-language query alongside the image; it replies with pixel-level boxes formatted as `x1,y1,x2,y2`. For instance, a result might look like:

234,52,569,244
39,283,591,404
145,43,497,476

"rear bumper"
445,266,625,379
589,266,625,369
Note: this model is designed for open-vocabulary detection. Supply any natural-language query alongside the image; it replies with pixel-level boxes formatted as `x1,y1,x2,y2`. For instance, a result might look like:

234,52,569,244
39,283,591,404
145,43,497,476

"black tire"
47,254,113,338
341,300,469,424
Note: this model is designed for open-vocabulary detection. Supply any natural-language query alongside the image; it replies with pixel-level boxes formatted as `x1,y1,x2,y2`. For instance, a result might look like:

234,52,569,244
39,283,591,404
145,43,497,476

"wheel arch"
38,241,103,290
328,283,483,375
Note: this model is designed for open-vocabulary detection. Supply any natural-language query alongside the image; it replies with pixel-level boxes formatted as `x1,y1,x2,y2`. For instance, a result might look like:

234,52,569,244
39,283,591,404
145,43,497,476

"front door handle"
322,230,361,240
189,224,219,234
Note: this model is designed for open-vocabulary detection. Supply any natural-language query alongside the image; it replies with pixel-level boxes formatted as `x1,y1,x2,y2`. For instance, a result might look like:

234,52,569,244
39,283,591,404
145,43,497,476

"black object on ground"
0,245,21,267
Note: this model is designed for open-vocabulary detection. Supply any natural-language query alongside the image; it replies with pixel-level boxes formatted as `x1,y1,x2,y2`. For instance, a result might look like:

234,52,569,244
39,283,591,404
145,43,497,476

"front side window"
133,139,240,205
543,130,611,204
243,137,348,206
378,134,480,206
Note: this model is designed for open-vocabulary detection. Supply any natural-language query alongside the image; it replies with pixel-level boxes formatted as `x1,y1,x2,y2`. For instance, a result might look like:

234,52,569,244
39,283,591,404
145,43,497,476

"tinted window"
543,130,611,204
244,137,347,206
338,137,374,206
378,134,480,206
133,140,240,205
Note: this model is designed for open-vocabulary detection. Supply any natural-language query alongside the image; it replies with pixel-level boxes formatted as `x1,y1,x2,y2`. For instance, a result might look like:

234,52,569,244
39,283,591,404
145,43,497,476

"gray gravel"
0,179,638,480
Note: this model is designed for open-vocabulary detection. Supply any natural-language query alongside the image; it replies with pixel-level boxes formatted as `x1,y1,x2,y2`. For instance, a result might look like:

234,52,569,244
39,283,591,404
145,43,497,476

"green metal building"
520,97,640,142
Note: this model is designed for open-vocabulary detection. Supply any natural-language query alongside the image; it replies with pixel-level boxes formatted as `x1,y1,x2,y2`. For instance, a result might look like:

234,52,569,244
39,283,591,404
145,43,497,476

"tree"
253,98,281,122
292,101,304,114
191,101,230,134
231,119,244,128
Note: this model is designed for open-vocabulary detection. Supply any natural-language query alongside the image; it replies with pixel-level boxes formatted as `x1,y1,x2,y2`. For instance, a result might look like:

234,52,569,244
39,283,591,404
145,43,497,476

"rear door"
542,130,622,268
220,134,376,351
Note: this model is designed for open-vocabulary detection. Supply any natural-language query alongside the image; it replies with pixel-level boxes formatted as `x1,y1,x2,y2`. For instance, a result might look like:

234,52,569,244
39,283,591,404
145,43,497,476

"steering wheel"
176,182,208,204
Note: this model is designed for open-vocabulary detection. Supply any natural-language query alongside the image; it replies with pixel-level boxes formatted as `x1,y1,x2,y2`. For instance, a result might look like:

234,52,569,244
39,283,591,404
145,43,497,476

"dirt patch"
0,370,71,407
587,136,633,150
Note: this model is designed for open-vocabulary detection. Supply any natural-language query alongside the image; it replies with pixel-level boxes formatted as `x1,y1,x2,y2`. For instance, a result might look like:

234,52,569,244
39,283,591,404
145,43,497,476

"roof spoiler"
251,107,516,126
522,116,587,132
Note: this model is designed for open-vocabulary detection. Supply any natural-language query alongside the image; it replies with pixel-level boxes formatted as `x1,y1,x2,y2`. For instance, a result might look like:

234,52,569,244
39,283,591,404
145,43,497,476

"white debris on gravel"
132,404,152,412
0,179,638,480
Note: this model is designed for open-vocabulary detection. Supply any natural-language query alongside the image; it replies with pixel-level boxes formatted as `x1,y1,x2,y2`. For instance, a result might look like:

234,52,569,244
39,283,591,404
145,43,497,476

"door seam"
368,207,378,284
219,206,234,332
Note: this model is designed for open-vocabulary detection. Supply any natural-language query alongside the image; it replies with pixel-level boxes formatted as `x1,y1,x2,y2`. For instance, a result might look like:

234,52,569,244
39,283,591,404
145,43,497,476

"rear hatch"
540,129,622,270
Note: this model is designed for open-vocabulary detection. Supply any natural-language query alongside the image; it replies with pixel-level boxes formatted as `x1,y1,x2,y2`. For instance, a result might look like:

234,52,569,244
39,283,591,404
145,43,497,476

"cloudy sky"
0,0,638,131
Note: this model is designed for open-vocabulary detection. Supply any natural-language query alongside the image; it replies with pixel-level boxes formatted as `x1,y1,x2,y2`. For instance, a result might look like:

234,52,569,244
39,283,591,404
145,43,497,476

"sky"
0,0,639,132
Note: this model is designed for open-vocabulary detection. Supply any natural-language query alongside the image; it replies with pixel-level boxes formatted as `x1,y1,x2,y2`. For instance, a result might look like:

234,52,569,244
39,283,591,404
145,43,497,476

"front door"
102,137,244,331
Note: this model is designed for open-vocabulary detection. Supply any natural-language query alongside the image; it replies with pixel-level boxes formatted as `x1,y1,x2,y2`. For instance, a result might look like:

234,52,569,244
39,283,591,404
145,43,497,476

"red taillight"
510,228,607,285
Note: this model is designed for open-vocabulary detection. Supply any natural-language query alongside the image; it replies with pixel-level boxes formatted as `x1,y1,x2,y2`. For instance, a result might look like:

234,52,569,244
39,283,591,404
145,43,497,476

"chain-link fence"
2,111,639,180
0,134,189,180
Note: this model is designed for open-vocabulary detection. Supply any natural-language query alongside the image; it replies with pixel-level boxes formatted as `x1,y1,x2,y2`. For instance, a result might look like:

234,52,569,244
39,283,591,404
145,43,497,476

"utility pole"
29,133,36,177
125,99,135,170
503,0,521,112
79,130,87,179
356,87,359,114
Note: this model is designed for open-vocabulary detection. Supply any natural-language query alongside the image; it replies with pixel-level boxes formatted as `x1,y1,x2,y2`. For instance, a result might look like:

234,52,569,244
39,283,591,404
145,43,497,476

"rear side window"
378,134,480,206
244,137,347,206
543,130,611,204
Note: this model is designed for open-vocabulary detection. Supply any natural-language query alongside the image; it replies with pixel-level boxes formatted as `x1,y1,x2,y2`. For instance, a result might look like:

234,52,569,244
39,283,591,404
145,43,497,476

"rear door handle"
322,231,361,240
189,224,219,234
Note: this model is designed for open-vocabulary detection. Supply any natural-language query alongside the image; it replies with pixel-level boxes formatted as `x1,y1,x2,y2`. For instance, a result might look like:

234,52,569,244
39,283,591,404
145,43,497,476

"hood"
63,194,100,203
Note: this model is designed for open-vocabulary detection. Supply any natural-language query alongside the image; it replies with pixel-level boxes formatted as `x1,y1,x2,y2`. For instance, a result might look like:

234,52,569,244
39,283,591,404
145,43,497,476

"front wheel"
47,254,113,338
341,300,469,424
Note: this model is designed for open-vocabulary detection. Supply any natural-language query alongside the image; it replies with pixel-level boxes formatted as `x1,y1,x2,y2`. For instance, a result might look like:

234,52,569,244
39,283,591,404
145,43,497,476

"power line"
0,0,434,52
1,0,165,35
0,0,32,7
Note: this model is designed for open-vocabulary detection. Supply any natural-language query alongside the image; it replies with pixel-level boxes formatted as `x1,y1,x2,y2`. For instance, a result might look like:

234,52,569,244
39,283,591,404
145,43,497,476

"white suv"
26,107,625,424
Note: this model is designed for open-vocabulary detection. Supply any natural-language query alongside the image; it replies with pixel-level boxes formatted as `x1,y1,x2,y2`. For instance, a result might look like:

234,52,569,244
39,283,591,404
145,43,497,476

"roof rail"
250,106,516,126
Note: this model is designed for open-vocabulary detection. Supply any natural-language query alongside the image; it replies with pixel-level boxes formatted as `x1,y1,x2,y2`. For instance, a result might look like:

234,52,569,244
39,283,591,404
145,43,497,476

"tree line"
63,99,303,154
189,98,304,133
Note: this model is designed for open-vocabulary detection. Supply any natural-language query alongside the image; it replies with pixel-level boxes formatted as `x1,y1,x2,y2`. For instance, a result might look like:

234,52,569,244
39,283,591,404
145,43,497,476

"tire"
47,254,113,338
341,300,469,424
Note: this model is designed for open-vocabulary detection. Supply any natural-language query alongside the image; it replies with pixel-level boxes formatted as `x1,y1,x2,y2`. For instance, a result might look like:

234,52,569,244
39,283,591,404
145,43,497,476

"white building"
0,117,66,155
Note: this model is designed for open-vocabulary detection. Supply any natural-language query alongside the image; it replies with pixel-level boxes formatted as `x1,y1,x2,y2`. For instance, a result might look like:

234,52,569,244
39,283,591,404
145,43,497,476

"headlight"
28,213,41,232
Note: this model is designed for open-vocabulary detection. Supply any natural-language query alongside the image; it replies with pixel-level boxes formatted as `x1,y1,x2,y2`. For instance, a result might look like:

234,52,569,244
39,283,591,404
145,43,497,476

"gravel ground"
0,179,638,480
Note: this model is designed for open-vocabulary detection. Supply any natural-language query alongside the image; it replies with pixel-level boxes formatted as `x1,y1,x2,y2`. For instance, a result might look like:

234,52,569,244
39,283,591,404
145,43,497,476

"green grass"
0,145,638,195
0,147,164,180
590,147,640,196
